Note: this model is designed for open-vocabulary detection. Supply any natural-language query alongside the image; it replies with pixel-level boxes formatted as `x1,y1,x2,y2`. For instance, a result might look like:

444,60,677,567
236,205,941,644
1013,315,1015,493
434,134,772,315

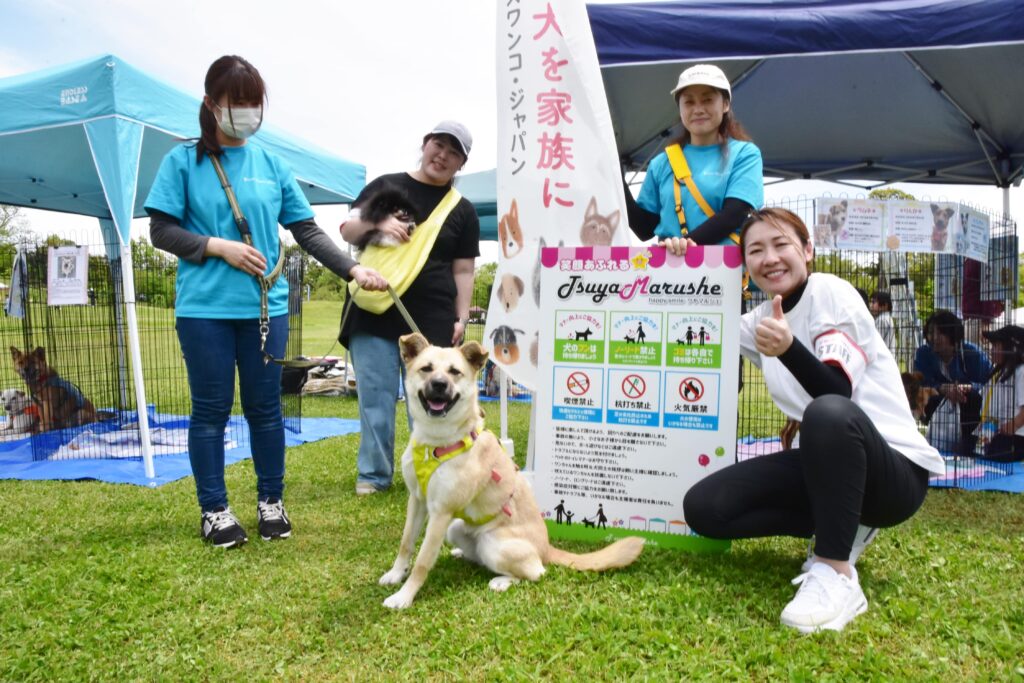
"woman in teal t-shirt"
625,64,764,255
144,55,386,549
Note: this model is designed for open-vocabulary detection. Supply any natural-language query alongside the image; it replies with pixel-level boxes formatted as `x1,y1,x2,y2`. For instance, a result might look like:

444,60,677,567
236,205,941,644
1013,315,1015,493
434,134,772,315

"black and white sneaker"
257,498,292,540
200,506,248,548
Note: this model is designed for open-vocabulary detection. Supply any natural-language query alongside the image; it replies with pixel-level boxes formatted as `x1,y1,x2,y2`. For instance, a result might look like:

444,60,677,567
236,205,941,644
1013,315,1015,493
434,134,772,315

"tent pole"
119,244,155,479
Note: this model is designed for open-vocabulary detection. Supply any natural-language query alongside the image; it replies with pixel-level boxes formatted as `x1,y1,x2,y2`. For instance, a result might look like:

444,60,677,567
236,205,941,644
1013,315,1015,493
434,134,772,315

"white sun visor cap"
670,64,732,99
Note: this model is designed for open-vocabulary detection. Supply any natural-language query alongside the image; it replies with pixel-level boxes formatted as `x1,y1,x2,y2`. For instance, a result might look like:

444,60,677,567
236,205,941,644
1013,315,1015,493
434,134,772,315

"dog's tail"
546,537,644,572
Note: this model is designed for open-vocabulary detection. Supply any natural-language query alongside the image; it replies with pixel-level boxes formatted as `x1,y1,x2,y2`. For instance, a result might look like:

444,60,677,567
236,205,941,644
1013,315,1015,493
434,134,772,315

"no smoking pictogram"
679,377,704,402
622,374,646,399
567,371,590,395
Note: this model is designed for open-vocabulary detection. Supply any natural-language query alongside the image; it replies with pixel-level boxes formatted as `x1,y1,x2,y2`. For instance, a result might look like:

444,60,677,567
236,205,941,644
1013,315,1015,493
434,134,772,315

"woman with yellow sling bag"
339,121,480,495
623,64,764,256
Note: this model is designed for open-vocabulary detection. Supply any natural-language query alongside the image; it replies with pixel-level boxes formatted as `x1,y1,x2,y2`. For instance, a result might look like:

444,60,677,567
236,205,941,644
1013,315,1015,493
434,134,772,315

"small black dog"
354,188,418,249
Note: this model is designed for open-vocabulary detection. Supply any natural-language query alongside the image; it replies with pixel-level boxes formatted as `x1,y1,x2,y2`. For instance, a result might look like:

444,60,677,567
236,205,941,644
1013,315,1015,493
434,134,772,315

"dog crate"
0,233,304,462
737,196,1018,488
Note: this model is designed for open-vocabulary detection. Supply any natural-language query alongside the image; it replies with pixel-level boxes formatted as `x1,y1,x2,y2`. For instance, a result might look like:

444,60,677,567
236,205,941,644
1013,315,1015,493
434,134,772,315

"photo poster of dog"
814,198,991,262
981,234,1019,303
46,245,89,306
487,0,632,392
530,245,741,551
812,198,885,251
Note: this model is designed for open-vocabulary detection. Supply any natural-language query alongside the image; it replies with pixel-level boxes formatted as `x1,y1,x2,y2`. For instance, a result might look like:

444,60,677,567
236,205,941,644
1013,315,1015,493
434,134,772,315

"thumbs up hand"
755,295,794,357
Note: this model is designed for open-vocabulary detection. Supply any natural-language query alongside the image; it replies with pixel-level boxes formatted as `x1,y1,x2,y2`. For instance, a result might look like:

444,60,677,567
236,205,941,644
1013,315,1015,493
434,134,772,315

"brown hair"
739,207,812,269
195,55,267,163
670,88,752,154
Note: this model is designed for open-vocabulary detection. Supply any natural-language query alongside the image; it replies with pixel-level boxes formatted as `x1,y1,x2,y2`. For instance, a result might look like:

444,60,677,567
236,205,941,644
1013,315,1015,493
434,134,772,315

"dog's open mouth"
418,391,460,417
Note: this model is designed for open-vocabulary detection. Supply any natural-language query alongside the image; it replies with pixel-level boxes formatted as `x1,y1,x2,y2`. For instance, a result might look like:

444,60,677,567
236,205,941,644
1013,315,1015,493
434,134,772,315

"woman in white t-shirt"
683,207,945,634
976,325,1024,462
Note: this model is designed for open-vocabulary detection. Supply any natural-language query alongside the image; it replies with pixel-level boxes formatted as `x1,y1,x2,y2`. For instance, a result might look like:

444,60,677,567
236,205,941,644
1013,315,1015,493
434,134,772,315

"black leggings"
684,395,930,561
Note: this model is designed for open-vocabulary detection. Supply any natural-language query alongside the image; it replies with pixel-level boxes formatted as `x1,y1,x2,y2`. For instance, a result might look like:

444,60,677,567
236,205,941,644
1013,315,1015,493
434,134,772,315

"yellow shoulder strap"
349,187,463,314
664,145,740,246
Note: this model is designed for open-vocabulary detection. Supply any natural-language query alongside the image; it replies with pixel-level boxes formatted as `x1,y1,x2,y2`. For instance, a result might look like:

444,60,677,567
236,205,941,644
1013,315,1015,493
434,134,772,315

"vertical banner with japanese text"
533,245,741,551
488,0,632,390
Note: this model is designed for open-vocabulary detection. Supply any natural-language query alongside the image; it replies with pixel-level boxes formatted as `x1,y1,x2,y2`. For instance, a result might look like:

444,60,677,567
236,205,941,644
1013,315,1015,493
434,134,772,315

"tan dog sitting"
379,333,644,609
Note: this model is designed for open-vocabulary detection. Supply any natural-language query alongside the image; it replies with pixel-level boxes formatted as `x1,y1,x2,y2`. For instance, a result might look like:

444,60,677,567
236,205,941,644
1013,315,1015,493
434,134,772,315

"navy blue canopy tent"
0,55,366,478
587,0,1024,189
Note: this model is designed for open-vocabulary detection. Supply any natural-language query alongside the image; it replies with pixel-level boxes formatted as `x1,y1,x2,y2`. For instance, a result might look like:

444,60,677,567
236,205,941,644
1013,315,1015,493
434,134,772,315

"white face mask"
216,105,262,139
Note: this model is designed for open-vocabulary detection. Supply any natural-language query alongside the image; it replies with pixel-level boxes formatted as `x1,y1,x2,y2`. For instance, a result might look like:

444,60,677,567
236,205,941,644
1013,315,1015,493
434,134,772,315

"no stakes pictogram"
622,374,646,399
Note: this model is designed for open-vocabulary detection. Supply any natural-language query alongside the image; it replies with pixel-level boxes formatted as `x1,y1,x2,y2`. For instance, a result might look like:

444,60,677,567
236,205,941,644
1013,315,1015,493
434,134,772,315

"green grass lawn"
2,301,1022,678
2,394,1023,680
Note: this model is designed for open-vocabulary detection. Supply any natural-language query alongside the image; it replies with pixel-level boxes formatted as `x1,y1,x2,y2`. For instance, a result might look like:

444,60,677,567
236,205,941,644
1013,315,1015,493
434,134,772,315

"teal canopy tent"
455,169,497,241
0,54,367,478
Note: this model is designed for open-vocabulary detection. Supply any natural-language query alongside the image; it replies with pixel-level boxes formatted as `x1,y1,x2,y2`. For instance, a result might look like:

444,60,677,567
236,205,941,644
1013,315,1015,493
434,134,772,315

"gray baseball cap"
426,120,472,157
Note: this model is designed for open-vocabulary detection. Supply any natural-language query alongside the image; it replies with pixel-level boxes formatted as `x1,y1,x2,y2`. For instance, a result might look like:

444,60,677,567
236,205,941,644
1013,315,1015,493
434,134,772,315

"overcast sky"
3,0,1021,260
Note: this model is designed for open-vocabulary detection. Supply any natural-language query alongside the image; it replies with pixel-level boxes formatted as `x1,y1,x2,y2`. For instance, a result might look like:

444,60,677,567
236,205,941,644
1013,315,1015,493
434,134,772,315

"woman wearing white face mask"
144,55,387,549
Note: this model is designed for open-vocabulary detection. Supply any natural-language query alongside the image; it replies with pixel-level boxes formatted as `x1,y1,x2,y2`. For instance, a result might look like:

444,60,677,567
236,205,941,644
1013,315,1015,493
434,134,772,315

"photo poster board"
532,244,742,551
812,198,991,262
982,235,1018,303
46,245,89,306
813,198,885,251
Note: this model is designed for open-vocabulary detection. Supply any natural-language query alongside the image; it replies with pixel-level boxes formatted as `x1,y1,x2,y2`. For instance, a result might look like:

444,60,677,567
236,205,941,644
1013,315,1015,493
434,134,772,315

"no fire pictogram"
567,371,591,395
679,377,704,402
622,374,646,399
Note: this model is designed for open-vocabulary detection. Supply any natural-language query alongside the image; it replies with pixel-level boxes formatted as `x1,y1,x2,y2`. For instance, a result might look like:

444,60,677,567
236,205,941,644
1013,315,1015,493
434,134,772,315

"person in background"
683,207,944,634
339,121,480,496
623,64,763,256
913,309,992,456
146,55,386,548
976,325,1024,462
869,291,897,356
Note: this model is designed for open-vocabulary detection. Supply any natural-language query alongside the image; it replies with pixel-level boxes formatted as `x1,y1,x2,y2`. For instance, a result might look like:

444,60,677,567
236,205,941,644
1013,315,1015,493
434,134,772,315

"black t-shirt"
341,172,480,347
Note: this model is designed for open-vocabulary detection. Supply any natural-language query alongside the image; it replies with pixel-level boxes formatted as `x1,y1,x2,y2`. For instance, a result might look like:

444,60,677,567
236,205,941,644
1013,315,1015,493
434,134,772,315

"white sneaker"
355,482,381,496
781,562,868,633
802,525,879,573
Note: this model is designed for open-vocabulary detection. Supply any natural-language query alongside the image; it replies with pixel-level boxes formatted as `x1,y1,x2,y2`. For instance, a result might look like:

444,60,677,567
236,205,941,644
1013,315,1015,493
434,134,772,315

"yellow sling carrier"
665,144,741,246
348,187,462,314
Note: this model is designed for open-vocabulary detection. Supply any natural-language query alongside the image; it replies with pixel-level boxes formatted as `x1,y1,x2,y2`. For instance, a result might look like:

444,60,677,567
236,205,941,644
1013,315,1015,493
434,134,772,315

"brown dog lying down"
11,346,98,432
378,333,644,609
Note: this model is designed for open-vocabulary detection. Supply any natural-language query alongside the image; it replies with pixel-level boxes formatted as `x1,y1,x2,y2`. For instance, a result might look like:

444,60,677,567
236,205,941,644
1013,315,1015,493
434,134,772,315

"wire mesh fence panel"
0,233,305,462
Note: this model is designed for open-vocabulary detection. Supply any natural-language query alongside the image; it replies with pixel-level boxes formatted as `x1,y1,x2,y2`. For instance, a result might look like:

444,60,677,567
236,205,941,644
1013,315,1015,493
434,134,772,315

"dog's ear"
514,276,524,296
841,199,848,208
510,198,518,220
460,340,488,373
930,203,940,215
9,346,20,360
910,371,925,382
399,333,430,365
31,347,45,361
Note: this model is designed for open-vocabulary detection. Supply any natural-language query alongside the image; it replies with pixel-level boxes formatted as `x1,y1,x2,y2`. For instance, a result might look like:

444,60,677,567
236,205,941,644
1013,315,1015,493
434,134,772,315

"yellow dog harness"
410,429,513,526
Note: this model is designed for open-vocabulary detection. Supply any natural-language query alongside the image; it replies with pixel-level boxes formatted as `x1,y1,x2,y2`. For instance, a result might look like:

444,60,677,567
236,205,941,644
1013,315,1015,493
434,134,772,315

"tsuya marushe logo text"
557,274,723,304
60,86,88,106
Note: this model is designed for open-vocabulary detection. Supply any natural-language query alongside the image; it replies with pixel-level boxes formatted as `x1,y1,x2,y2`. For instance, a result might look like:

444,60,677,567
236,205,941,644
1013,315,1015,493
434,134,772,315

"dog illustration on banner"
377,334,644,608
10,346,99,432
579,197,620,247
495,274,524,313
499,199,524,259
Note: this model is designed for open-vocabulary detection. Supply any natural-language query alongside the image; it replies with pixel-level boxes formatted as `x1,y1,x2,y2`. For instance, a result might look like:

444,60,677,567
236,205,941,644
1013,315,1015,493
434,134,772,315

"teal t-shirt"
637,139,763,243
144,143,314,318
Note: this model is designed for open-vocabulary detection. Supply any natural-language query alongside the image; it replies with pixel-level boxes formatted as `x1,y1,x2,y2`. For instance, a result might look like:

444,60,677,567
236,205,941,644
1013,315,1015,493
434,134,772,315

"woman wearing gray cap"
339,121,480,495
624,64,763,255
977,324,1024,462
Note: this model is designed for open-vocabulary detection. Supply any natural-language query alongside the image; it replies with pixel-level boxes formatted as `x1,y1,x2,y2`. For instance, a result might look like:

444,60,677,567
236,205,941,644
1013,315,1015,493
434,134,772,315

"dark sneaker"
257,498,292,540
200,506,248,548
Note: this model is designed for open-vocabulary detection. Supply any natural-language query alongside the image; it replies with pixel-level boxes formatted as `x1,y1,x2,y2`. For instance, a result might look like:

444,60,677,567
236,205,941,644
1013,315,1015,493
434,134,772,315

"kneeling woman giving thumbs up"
683,207,945,634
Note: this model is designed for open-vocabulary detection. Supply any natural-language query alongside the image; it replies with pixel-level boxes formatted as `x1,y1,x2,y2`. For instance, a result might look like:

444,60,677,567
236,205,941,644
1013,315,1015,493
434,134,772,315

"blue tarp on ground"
0,415,360,487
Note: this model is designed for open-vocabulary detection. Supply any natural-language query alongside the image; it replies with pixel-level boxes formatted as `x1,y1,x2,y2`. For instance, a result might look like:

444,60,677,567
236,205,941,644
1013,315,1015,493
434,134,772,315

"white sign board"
47,246,88,306
532,244,741,550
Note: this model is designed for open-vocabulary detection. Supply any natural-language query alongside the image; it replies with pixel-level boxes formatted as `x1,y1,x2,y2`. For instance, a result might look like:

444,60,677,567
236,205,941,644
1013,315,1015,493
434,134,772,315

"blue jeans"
349,332,409,490
176,315,288,512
